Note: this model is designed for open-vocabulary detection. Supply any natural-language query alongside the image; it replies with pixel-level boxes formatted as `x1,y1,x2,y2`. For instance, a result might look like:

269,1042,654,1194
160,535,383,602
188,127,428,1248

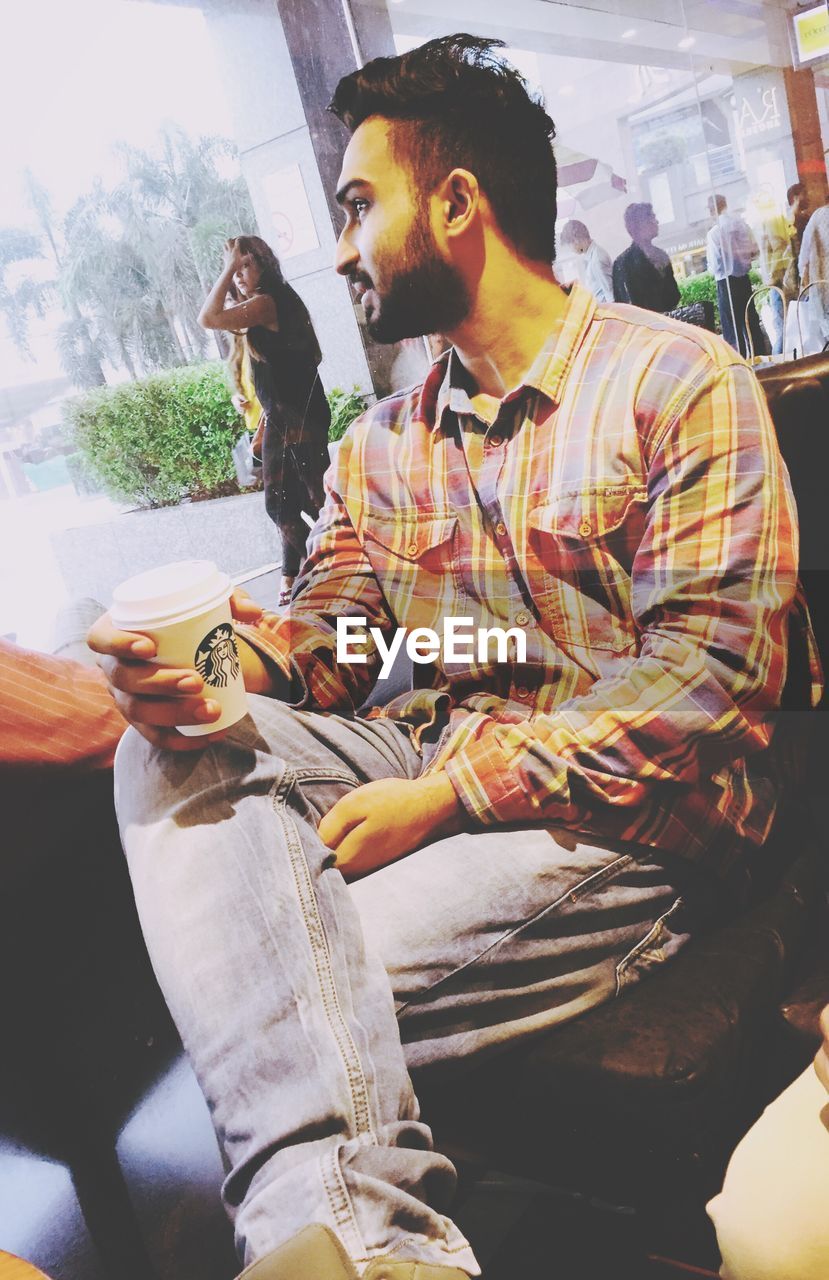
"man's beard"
354,209,471,343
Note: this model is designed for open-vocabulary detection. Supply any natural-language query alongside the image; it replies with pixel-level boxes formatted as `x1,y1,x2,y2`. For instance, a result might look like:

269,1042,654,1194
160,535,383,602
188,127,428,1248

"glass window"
2,0,828,652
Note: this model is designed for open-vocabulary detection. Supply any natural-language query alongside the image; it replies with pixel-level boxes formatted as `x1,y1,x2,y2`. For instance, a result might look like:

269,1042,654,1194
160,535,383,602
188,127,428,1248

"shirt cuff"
235,621,311,708
442,731,549,827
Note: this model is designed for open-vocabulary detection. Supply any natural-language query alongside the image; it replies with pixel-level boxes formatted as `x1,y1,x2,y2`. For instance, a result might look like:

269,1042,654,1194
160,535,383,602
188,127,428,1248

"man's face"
642,206,659,240
335,116,470,342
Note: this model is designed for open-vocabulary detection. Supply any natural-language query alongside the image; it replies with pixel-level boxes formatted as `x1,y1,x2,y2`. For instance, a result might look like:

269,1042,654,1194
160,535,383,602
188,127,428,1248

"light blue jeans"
115,696,701,1275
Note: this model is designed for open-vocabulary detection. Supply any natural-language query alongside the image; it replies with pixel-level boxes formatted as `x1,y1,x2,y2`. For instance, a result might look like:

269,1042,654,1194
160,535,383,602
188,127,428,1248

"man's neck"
446,253,567,401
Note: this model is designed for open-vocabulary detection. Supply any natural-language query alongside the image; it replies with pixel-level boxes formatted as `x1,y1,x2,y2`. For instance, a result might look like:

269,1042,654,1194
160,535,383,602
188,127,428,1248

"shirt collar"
432,282,597,430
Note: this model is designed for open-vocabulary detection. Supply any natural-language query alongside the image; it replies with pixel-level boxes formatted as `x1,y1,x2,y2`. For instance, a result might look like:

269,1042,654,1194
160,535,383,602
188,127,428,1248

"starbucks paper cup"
111,559,248,736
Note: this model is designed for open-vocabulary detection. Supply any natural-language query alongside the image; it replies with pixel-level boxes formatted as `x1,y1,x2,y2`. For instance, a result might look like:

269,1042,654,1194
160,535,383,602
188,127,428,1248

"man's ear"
436,168,479,240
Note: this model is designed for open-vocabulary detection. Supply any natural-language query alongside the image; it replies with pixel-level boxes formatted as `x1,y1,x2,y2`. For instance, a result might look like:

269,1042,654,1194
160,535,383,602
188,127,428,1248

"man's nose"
335,225,359,277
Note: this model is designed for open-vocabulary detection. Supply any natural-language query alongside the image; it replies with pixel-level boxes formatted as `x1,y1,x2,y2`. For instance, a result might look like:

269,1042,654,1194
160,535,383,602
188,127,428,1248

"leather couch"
2,355,827,1280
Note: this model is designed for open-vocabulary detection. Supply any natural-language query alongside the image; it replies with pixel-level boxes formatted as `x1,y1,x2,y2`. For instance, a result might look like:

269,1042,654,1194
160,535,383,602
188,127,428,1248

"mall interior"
188,0,829,399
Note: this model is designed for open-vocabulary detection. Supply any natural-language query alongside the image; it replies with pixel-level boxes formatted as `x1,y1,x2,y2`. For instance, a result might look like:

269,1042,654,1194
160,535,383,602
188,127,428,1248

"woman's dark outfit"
248,287,330,578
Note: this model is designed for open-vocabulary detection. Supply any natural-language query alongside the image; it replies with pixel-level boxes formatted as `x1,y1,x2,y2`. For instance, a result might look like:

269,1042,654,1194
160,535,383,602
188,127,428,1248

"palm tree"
24,169,107,386
3,129,259,386
0,226,51,358
115,126,258,357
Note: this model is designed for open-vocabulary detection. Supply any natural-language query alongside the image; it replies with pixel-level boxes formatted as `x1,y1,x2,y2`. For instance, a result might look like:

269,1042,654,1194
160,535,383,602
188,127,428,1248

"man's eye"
353,199,369,217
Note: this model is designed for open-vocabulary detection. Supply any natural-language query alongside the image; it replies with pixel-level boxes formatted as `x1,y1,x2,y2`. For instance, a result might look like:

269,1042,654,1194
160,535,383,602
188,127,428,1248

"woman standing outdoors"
199,236,331,605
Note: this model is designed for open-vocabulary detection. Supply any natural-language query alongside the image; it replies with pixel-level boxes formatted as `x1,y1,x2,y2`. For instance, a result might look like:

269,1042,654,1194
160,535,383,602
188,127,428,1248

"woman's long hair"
223,235,283,384
229,234,321,366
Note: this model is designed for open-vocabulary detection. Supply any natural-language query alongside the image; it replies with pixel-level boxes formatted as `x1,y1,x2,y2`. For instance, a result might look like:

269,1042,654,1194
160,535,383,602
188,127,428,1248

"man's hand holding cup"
89,560,272,752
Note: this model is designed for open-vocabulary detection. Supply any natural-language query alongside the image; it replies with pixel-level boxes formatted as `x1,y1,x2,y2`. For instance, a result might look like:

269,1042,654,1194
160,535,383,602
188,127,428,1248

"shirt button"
516,685,531,699
495,521,507,536
488,433,504,447
515,610,531,626
406,541,419,556
578,520,593,537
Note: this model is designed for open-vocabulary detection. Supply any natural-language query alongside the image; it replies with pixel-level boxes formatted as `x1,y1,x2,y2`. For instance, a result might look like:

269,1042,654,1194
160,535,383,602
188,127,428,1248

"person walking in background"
757,198,797,356
788,182,811,266
612,202,681,313
559,219,613,302
706,194,767,359
200,235,331,606
798,196,829,353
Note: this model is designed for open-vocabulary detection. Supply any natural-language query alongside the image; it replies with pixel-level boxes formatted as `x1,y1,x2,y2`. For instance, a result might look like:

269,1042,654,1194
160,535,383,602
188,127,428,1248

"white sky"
1,0,232,225
0,0,234,387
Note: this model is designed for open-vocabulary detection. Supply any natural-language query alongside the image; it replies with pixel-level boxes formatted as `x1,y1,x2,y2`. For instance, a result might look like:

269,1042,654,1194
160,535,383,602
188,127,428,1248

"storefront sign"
736,85,782,140
665,237,705,255
733,68,790,148
793,3,829,64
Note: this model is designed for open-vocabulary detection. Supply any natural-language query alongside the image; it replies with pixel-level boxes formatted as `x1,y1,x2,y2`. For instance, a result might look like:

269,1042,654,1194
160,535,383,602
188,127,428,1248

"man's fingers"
331,825,373,878
87,611,156,659
318,795,365,850
100,655,203,697
116,693,222,729
230,588,265,623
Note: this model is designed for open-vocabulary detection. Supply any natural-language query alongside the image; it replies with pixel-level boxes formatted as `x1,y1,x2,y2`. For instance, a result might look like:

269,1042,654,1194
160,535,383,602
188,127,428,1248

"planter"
51,491,281,605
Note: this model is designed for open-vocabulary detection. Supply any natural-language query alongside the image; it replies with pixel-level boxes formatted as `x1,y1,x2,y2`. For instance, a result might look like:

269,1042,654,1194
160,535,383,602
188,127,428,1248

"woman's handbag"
231,432,260,488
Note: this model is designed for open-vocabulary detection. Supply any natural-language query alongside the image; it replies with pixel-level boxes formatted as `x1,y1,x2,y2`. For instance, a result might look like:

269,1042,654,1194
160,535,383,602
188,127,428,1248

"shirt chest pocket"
360,510,463,625
527,486,647,654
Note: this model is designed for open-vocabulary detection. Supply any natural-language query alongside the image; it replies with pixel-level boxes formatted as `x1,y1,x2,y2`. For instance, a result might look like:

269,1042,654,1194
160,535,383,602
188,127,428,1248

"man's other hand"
87,588,270,752
319,773,466,880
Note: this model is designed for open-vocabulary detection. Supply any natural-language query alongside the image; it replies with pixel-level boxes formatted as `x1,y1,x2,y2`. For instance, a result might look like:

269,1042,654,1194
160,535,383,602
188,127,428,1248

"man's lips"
351,278,373,302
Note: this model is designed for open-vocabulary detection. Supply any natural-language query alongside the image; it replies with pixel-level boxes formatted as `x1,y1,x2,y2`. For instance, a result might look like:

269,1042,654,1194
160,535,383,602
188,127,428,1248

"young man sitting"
89,34,818,1280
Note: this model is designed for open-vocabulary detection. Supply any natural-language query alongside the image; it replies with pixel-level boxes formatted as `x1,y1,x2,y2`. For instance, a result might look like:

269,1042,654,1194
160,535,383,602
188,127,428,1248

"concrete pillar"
275,0,430,396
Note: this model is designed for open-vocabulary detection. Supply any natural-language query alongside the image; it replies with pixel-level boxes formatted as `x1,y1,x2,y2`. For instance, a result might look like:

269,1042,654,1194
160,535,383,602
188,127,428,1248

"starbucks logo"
195,622,240,689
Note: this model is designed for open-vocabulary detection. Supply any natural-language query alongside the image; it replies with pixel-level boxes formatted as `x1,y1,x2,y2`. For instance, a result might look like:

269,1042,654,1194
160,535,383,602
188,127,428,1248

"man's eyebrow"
335,179,370,206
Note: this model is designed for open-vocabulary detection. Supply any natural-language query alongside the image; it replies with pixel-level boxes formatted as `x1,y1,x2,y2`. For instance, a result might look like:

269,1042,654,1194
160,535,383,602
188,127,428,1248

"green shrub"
328,385,369,443
67,367,372,509
678,268,765,331
66,363,246,509
678,271,718,309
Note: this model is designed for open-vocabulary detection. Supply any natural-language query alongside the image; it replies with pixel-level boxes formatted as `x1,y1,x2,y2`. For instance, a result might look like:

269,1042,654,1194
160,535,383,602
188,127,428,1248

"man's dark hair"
329,34,558,263
787,181,805,205
623,202,655,237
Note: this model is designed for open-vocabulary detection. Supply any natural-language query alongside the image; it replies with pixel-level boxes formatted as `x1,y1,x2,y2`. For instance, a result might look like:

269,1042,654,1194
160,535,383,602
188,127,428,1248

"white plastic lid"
110,560,232,629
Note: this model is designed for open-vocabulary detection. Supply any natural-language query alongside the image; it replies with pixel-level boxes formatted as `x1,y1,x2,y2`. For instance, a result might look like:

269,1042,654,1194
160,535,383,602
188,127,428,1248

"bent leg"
114,701,477,1275
350,825,703,1071
707,1066,829,1280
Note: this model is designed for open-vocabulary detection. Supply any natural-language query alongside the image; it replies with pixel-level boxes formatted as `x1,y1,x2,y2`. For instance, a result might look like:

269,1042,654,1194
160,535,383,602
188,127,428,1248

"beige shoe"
364,1259,470,1278
238,1224,471,1279
238,1225,357,1279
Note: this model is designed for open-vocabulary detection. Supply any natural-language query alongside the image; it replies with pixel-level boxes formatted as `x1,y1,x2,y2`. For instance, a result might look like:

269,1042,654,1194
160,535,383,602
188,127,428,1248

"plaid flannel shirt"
240,284,821,874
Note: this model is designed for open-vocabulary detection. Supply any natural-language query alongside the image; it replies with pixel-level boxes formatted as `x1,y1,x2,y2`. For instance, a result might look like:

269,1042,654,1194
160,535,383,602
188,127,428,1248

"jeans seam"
396,852,635,1017
271,771,373,1253
292,767,359,786
614,893,684,995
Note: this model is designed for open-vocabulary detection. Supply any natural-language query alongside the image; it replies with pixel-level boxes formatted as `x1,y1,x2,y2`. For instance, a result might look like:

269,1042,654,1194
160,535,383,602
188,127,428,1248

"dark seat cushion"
415,844,826,1206
115,1056,237,1280
0,1138,105,1280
